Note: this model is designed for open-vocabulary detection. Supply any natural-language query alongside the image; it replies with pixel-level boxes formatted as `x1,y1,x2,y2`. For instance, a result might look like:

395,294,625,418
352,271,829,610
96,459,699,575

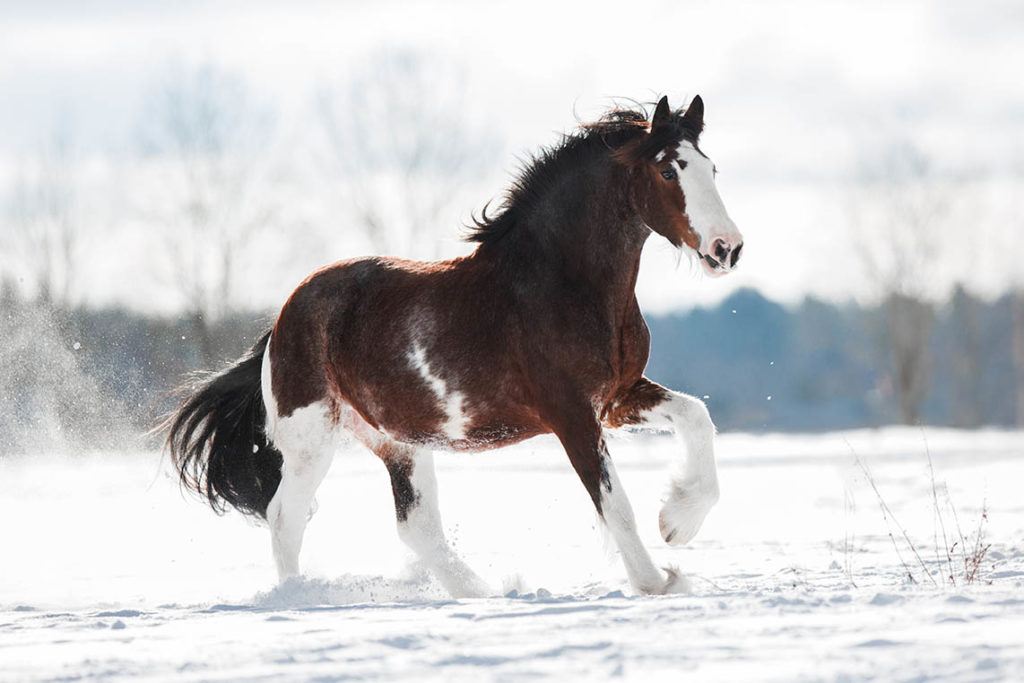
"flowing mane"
466,101,703,246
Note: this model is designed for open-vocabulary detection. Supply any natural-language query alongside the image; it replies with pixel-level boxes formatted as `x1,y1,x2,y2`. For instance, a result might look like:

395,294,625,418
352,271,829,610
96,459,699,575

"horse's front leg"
551,408,687,595
604,377,720,546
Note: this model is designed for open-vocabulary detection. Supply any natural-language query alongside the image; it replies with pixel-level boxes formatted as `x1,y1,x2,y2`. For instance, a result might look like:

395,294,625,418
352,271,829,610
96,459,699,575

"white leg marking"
395,448,489,598
408,342,468,440
599,447,689,595
262,343,339,581
641,391,720,546
266,441,333,581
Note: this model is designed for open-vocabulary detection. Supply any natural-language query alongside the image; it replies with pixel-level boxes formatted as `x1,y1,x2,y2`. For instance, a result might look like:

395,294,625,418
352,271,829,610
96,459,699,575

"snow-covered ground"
2,428,1023,681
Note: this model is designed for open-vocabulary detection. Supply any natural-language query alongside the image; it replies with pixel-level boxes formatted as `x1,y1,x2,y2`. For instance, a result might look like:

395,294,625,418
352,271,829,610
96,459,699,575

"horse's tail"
165,330,283,520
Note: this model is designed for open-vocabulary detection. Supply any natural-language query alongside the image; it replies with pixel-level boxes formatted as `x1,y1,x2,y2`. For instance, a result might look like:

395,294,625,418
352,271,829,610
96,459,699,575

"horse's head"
619,95,743,276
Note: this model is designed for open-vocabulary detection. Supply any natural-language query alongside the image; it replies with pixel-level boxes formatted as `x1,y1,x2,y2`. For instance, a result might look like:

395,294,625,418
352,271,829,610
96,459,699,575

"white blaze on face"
674,141,741,255
408,341,469,441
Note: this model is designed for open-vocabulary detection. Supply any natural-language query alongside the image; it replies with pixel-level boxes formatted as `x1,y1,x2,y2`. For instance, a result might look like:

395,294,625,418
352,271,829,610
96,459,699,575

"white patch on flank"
408,341,468,441
674,140,741,252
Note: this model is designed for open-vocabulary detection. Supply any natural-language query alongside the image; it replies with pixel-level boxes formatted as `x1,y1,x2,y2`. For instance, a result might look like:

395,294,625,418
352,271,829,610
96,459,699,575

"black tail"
165,330,283,519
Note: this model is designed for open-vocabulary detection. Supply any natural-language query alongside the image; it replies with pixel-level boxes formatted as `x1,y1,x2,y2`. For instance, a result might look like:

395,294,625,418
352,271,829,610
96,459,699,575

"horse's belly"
353,372,545,452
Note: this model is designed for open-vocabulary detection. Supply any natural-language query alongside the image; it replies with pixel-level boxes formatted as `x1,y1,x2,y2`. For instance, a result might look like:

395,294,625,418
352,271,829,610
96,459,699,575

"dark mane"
466,101,701,246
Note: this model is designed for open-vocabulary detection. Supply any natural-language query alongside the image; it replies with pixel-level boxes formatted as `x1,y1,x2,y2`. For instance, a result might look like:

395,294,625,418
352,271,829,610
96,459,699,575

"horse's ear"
651,96,672,130
680,95,704,135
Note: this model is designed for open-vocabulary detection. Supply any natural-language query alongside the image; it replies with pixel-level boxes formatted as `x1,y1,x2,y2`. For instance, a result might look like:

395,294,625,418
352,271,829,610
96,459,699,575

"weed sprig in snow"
846,437,991,588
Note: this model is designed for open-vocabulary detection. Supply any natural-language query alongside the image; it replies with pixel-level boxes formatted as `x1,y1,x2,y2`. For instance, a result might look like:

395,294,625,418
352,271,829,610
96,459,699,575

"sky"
1,0,1022,314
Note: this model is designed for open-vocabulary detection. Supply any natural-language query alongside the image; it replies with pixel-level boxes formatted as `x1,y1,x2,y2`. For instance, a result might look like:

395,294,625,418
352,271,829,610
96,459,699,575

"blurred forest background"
1,2,1022,454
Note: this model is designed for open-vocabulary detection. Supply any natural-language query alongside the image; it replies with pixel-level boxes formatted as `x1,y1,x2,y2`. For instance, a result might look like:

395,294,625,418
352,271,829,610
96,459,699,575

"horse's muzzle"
701,238,743,275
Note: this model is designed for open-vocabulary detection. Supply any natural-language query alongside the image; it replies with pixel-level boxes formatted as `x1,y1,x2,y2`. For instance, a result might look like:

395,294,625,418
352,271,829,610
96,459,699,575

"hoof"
440,566,492,599
636,566,691,595
662,566,691,594
659,479,718,546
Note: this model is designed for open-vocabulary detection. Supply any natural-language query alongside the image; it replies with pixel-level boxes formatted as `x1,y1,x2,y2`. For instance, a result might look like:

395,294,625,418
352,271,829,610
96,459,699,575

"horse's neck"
481,189,648,316
533,166,647,308
563,217,647,312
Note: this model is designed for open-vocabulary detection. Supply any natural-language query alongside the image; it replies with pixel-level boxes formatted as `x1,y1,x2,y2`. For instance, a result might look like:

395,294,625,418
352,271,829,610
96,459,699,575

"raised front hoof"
658,483,718,546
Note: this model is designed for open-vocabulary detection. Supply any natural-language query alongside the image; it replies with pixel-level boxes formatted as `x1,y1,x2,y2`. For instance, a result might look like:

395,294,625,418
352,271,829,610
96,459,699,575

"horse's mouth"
698,252,728,277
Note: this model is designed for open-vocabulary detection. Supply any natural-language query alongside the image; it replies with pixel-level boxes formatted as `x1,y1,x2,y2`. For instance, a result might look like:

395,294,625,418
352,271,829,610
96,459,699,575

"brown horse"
168,95,743,596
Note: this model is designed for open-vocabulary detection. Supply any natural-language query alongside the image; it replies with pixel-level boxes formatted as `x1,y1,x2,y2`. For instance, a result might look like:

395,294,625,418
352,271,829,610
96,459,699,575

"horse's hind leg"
368,437,489,598
264,402,338,581
605,377,719,547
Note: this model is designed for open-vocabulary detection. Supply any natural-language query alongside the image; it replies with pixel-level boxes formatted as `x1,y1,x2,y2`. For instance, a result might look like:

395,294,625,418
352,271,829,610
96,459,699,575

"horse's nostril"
730,243,743,267
713,239,729,262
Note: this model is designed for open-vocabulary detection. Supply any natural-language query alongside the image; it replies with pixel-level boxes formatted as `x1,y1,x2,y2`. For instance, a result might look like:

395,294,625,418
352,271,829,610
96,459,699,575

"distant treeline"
647,288,1020,431
0,285,1019,454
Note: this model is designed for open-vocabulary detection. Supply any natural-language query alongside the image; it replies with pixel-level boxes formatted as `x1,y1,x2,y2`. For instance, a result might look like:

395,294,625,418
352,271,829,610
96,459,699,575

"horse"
167,94,744,597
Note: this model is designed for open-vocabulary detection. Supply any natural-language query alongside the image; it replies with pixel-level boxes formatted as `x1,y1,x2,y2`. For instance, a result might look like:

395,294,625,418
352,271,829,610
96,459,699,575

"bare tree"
139,64,275,364
315,50,499,259
850,141,954,424
3,127,80,310
948,285,983,428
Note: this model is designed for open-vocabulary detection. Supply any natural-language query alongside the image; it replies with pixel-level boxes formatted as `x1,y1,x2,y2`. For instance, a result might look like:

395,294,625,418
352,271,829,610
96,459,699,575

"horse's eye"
660,168,677,181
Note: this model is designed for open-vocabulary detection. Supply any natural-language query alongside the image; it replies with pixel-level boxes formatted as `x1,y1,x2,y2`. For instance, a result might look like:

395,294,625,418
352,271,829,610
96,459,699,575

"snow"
2,428,1023,681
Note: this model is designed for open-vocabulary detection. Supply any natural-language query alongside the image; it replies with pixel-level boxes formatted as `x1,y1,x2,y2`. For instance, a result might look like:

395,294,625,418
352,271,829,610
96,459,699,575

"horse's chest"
523,303,651,404
617,311,651,385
